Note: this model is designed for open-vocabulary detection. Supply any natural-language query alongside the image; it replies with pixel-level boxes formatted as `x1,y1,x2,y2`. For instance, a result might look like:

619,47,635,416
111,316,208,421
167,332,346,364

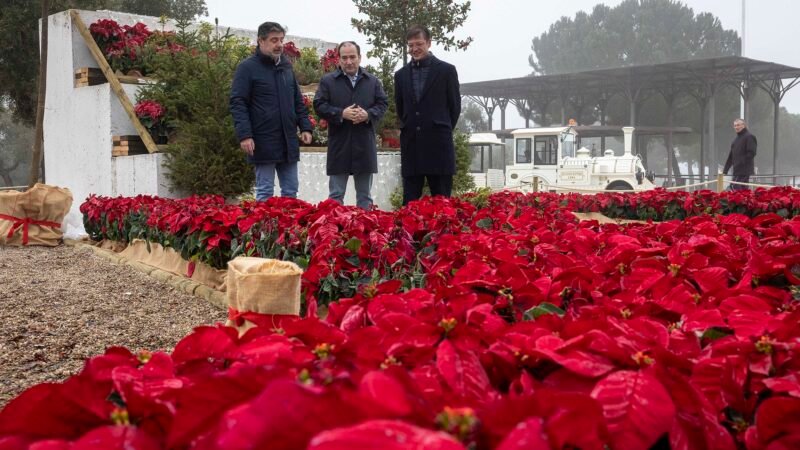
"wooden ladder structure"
69,9,159,154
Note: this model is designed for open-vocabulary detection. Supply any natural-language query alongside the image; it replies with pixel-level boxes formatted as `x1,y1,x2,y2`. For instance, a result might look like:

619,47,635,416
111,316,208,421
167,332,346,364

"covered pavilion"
461,56,800,182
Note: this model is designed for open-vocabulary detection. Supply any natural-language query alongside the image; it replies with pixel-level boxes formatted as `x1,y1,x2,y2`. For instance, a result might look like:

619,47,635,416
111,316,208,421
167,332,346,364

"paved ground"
0,244,226,408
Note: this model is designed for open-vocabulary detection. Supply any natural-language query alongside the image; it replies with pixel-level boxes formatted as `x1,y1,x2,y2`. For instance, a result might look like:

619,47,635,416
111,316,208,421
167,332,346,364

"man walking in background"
724,118,757,190
394,25,461,205
313,41,388,209
230,21,313,201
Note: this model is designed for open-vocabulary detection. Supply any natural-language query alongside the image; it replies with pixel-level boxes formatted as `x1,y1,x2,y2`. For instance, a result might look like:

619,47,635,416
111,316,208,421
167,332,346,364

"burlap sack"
121,239,189,276
0,184,73,246
98,239,128,253
571,212,647,225
226,257,302,333
118,239,227,289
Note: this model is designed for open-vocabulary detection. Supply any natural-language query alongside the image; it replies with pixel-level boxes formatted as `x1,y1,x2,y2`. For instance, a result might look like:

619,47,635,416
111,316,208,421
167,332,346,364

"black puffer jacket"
230,48,312,164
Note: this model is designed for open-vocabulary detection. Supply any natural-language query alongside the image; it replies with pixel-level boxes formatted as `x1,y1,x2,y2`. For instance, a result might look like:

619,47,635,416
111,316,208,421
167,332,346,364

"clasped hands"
342,104,368,124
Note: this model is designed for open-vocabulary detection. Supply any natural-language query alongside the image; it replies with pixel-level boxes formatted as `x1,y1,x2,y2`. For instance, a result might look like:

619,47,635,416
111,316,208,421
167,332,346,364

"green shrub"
293,47,323,86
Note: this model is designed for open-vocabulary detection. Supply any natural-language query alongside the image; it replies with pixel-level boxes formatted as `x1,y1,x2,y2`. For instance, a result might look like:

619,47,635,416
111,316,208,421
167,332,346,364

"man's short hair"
257,21,285,38
337,41,361,56
734,118,746,125
405,25,431,41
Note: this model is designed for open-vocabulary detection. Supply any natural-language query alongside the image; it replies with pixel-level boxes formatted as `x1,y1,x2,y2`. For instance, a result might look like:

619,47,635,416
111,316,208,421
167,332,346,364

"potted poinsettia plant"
134,99,170,144
89,19,152,75
301,95,328,147
320,48,339,73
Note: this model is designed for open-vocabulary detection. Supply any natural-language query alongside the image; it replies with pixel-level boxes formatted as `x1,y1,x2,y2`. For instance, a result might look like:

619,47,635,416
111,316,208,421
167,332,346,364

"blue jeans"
254,162,298,201
329,173,373,209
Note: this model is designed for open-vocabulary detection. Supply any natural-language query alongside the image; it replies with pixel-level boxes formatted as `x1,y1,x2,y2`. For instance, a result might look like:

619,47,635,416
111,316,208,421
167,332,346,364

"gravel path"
0,244,226,408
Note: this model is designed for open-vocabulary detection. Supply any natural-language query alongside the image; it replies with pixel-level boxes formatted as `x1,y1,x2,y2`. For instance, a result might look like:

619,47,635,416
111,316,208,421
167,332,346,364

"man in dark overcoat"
394,25,461,205
723,118,757,190
230,21,313,201
313,41,388,209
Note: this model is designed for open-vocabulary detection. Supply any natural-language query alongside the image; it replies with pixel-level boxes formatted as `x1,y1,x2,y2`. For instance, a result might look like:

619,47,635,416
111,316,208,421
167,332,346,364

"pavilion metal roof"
461,56,800,100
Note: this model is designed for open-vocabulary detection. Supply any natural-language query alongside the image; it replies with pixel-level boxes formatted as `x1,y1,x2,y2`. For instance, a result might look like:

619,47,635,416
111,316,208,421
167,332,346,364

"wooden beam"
69,10,158,154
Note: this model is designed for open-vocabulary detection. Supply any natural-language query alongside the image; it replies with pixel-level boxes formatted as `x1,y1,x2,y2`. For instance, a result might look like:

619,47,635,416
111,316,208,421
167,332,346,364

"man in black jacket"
394,25,461,205
230,21,313,201
313,41,388,209
723,118,757,190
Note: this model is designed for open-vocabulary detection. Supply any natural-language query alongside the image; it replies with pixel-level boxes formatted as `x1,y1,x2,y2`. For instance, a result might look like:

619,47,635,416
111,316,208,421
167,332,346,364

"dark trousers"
402,175,453,205
730,175,750,190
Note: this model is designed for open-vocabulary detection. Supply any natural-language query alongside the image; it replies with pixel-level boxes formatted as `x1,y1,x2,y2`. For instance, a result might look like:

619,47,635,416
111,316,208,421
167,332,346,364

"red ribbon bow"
227,307,298,330
0,214,62,245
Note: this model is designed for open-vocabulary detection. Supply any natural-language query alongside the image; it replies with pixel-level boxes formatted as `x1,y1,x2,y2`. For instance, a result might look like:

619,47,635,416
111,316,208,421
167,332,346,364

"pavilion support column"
773,96,780,174
540,102,549,127
598,96,608,154
629,99,638,155
699,99,707,182
708,89,716,177
666,97,675,185
498,98,509,131
742,81,752,124
468,96,497,132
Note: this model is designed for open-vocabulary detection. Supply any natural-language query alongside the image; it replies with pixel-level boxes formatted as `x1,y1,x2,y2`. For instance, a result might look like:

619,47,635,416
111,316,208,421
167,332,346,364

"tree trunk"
1,172,13,187
28,0,49,189
671,147,683,185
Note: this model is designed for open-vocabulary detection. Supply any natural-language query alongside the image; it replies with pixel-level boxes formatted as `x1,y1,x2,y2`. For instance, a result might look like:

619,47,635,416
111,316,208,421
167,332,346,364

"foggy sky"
205,0,800,127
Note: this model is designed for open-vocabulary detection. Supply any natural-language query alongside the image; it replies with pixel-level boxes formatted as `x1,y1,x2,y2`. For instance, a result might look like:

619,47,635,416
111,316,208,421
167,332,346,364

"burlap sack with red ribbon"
0,184,72,246
225,257,302,335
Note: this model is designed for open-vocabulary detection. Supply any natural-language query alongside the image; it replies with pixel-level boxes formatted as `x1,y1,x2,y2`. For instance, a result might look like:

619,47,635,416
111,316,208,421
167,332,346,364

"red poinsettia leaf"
359,370,414,417
727,310,772,338
658,368,736,450
80,347,138,382
70,425,161,449
340,304,367,333
308,420,464,450
719,294,773,316
538,391,610,450
752,396,800,446
171,326,239,365
682,309,726,332
590,370,676,450
763,375,800,397
282,318,348,346
495,417,551,450
533,335,616,378
167,367,281,448
693,267,730,293
436,339,494,403
212,380,368,449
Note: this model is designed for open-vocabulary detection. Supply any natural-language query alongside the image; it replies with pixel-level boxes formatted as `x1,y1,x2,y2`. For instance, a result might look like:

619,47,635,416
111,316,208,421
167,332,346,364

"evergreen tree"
0,104,33,186
529,0,739,75
351,0,472,65
457,99,488,133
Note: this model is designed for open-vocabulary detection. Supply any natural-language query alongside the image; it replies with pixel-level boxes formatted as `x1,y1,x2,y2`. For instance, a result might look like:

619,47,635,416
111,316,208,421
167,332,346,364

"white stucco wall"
43,10,399,238
296,152,402,210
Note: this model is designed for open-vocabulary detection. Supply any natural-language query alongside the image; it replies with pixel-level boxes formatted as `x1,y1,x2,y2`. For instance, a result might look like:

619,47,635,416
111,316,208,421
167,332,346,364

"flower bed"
2,188,800,448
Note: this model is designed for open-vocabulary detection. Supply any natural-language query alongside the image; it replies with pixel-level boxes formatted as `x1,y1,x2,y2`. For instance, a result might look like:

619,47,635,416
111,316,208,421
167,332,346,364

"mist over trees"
523,0,800,178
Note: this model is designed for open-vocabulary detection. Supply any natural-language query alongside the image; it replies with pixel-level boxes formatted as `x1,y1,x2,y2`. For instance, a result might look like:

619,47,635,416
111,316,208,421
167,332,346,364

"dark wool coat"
724,128,757,176
230,48,312,164
394,55,461,176
313,68,388,175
